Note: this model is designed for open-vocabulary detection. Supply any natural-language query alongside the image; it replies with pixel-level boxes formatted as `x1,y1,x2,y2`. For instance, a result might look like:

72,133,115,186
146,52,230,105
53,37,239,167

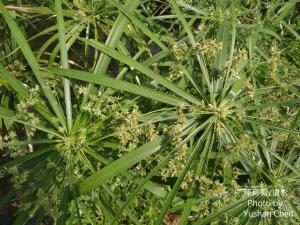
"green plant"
0,0,299,224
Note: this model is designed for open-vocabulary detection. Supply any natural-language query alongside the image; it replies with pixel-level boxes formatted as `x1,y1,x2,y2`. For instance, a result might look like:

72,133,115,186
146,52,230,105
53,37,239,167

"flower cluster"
230,49,248,79
167,63,183,82
196,176,226,197
159,144,189,182
73,0,107,22
115,105,142,152
45,77,60,92
77,85,88,96
170,41,190,62
180,170,194,189
7,166,29,189
228,133,256,153
115,106,160,154
83,91,120,117
260,107,279,123
243,80,255,99
73,0,87,20
0,131,28,158
5,60,25,77
267,44,281,84
197,39,222,55
56,127,87,158
15,86,41,137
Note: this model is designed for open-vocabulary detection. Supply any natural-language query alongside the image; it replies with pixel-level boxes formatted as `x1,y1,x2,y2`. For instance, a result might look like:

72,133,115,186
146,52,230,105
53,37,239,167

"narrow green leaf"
260,28,281,41
96,197,117,224
78,38,202,105
83,147,179,203
47,68,188,106
2,139,60,147
194,195,257,224
12,212,29,225
0,147,52,170
243,117,300,135
179,199,193,225
79,136,167,194
110,0,168,52
55,0,72,131
0,105,14,118
215,22,231,69
281,20,300,40
0,191,14,208
57,185,70,225
1,5,74,15
0,106,63,138
196,130,213,176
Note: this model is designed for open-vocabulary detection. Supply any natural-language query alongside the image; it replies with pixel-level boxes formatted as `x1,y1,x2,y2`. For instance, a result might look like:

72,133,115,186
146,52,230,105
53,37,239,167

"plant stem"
55,0,72,132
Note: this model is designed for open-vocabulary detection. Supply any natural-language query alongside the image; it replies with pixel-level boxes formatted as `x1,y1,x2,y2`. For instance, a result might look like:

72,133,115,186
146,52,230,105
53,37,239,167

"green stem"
55,0,72,132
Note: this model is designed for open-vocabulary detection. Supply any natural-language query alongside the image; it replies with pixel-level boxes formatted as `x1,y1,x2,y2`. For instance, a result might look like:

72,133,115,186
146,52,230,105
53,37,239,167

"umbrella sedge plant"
0,0,299,224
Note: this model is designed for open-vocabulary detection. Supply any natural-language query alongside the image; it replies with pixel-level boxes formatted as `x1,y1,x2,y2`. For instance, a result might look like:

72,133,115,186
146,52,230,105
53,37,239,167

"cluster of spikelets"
73,0,108,22
0,1,299,224
82,90,120,117
0,86,42,158
114,105,161,154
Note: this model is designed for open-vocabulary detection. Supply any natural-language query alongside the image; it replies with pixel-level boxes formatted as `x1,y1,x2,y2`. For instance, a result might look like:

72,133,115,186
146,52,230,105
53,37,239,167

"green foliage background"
0,0,299,224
